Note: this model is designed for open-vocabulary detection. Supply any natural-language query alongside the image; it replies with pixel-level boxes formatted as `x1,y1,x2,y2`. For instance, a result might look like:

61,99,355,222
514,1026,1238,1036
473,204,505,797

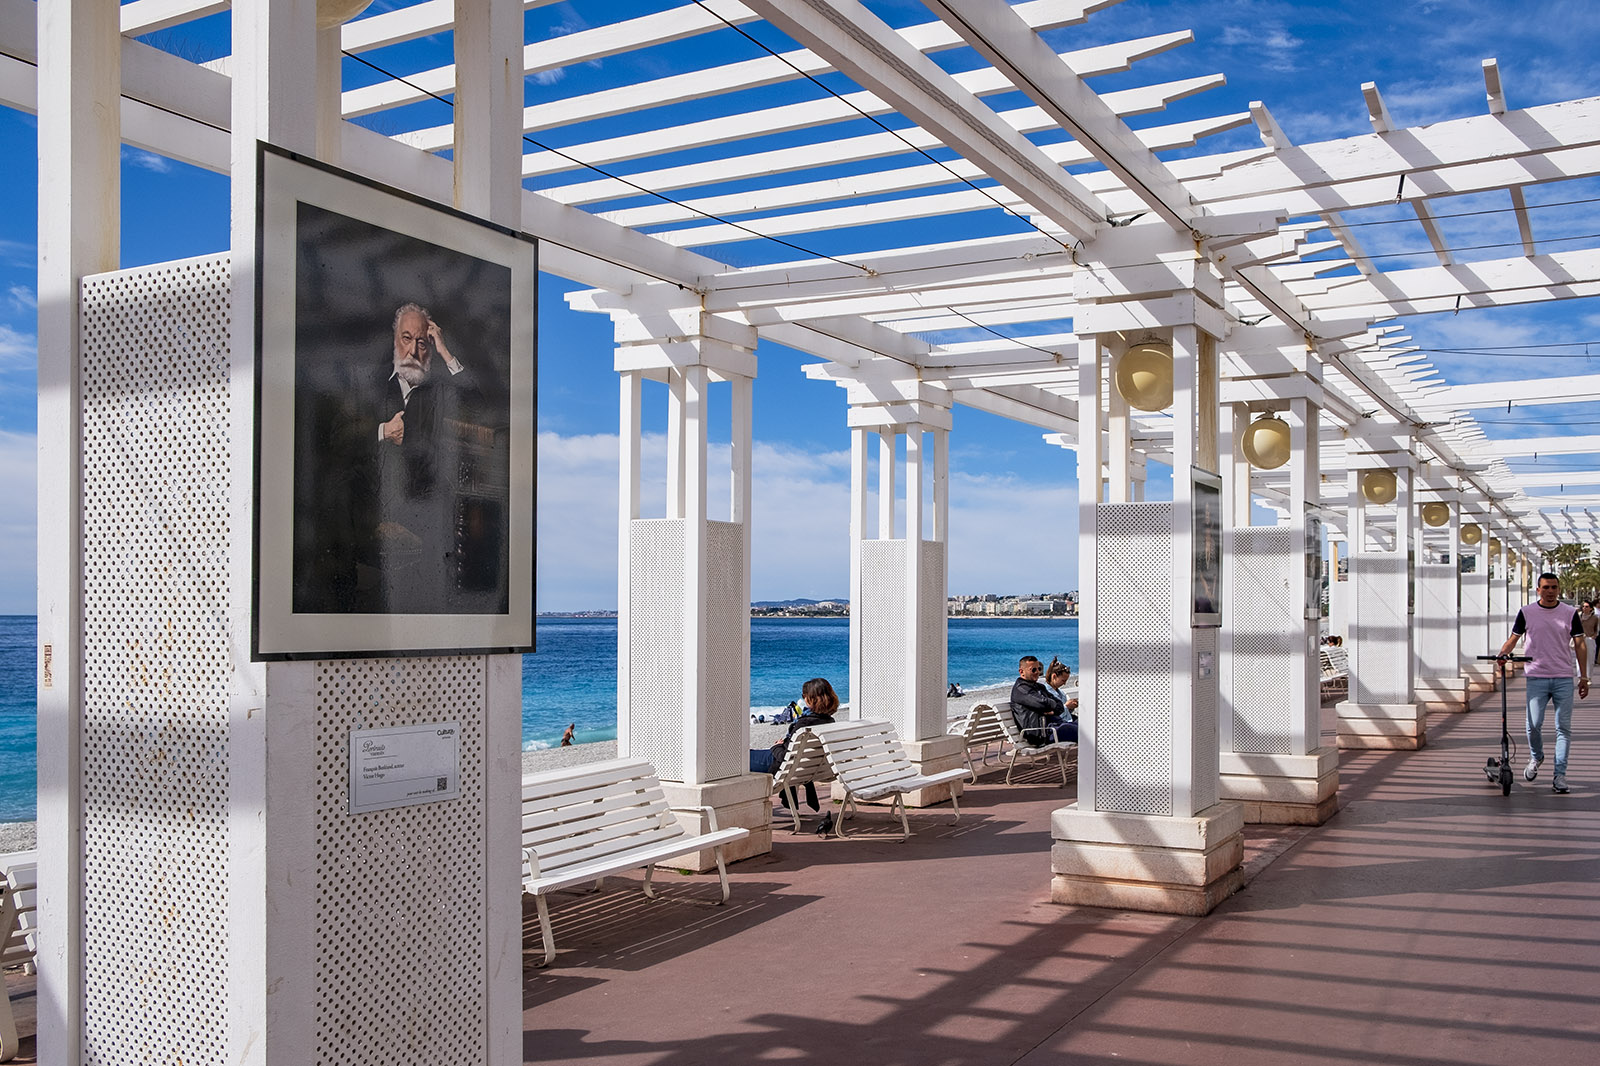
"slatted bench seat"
984,702,1077,786
1320,646,1350,700
948,704,1012,769
768,727,836,832
2,851,38,1064
811,720,971,841
521,759,749,967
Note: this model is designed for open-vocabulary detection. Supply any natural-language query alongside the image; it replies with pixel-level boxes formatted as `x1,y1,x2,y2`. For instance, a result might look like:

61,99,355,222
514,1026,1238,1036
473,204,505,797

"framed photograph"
254,144,536,660
1192,469,1222,627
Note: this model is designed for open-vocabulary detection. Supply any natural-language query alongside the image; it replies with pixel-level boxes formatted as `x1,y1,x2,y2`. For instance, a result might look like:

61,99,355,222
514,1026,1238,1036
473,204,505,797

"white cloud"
123,148,172,174
0,431,35,614
0,324,35,366
8,285,34,311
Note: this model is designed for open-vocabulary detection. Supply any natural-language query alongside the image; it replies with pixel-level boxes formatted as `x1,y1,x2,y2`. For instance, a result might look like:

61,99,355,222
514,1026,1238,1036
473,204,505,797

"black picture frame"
253,144,537,660
1192,470,1222,627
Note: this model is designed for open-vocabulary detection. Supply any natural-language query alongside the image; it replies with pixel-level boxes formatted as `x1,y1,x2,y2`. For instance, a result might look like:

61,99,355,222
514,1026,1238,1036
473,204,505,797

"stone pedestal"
1336,701,1426,749
1414,676,1469,712
1219,748,1339,825
1051,802,1245,916
663,774,774,871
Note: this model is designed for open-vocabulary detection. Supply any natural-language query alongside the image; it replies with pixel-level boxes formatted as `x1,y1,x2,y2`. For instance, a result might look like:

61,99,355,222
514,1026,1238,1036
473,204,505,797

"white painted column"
1461,507,1494,693
1414,486,1467,712
845,399,964,806
1339,437,1425,750
1053,302,1245,917
36,5,120,1063
612,310,768,866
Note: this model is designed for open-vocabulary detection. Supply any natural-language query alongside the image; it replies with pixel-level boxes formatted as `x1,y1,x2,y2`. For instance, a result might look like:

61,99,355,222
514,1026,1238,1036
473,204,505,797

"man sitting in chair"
1010,655,1078,746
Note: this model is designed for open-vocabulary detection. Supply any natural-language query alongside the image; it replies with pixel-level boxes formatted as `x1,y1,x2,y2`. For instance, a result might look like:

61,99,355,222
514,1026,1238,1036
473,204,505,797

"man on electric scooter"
1497,573,1588,794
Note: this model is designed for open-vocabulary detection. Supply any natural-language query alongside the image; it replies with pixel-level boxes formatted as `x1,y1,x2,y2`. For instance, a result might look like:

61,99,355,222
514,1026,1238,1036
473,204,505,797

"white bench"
768,727,836,832
521,759,749,967
1320,645,1350,700
2,851,38,1064
983,702,1077,786
948,704,1012,769
811,720,971,841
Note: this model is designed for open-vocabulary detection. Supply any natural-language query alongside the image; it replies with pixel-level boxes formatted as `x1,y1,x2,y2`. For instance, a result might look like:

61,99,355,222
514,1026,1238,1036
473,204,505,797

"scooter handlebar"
1475,654,1532,662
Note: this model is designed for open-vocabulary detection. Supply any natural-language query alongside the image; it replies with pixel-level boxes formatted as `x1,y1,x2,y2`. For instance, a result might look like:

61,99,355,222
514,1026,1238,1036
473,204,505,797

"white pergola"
12,2,1600,1064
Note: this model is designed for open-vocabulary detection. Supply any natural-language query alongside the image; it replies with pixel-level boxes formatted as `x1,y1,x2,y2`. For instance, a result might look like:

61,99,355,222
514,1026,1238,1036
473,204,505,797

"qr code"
436,777,448,791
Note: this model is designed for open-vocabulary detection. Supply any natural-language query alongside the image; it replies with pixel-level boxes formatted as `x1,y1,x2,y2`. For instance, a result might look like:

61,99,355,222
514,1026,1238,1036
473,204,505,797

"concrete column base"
835,733,968,809
1219,747,1339,825
663,773,773,871
1336,701,1426,749
1049,801,1245,917
1463,663,1498,695
1415,675,1469,713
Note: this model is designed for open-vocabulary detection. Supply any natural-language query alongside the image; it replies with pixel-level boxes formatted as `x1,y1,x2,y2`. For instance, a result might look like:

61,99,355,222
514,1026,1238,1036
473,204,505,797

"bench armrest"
671,804,721,833
521,845,542,882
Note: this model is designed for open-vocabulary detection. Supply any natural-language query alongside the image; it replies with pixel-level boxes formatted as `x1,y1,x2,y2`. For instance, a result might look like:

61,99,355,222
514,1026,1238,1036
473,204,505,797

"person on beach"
1010,655,1077,746
750,677,839,817
560,723,575,747
1497,572,1587,794
1044,658,1080,718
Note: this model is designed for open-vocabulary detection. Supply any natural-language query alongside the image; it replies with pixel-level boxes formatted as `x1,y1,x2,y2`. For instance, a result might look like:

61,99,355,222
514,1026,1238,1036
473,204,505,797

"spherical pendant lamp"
318,0,374,30
1461,523,1483,545
1489,537,1502,556
1360,468,1398,505
1420,502,1450,527
1241,414,1292,469
1113,341,1174,412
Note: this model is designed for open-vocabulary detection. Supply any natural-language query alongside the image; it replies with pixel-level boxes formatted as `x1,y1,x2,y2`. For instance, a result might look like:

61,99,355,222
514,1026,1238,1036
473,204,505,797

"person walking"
1585,601,1600,667
1497,573,1588,793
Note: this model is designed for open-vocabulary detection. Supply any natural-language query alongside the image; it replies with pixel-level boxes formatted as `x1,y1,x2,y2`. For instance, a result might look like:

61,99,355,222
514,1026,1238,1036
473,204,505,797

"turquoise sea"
0,614,1076,823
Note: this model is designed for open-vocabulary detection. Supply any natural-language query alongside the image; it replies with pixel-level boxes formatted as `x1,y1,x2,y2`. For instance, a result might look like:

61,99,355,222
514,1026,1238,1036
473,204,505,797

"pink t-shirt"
1512,601,1583,678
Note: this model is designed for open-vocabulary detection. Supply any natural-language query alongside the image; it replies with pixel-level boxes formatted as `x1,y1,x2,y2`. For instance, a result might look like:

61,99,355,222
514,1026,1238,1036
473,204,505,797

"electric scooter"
1477,654,1530,795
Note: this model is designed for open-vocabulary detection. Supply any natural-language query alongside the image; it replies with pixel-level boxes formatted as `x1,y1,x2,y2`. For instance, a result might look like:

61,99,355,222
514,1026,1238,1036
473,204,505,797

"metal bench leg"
948,786,962,825
894,794,910,841
713,847,731,904
534,895,557,967
1005,749,1020,784
835,794,853,838
1055,749,1068,787
642,864,656,899
787,788,802,833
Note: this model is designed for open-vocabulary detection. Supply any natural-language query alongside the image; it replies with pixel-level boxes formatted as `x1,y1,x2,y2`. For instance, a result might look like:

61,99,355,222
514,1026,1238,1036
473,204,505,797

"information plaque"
349,722,461,814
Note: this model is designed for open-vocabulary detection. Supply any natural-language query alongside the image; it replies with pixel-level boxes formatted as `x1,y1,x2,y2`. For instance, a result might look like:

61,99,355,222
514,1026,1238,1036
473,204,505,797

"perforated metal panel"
1227,528,1297,754
80,256,233,1066
1093,503,1174,816
313,657,488,1066
704,520,746,781
629,519,685,780
1461,573,1491,660
859,539,908,730
1190,627,1219,810
1415,563,1459,676
918,541,947,739
1352,553,1410,704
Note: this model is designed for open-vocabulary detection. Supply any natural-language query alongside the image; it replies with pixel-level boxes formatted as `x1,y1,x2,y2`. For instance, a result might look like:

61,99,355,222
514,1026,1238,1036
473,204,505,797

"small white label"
349,722,461,815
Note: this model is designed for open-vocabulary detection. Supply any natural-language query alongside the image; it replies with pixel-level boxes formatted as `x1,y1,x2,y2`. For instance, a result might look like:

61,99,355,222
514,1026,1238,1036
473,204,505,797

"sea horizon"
0,613,1078,822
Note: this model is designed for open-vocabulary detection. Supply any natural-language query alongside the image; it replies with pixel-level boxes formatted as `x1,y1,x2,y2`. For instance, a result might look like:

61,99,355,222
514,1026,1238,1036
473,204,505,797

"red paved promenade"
6,682,1598,1064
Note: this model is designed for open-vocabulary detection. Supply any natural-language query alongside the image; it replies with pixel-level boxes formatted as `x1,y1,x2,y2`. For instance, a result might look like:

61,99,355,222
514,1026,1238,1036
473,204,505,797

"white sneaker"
1524,756,1542,781
1552,773,1570,794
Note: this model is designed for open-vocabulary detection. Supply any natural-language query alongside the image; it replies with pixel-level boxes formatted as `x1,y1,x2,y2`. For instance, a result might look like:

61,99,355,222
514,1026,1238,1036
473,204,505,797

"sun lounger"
768,727,836,832
811,720,971,841
986,702,1077,786
2,851,38,1064
520,758,749,967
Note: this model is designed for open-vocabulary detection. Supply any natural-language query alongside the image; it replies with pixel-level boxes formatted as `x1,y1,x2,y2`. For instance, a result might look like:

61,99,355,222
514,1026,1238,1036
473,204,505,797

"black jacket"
1010,677,1066,742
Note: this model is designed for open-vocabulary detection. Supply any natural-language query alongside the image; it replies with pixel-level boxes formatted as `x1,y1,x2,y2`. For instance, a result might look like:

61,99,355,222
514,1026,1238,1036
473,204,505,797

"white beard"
394,355,427,386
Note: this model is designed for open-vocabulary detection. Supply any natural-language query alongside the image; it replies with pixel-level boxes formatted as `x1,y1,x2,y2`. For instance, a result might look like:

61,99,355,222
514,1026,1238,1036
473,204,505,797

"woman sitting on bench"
750,677,839,811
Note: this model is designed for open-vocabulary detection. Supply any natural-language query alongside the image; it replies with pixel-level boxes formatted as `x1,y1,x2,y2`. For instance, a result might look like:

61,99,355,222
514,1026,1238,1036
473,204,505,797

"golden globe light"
1113,342,1175,412
1461,523,1483,545
1420,502,1450,527
318,0,374,29
1489,537,1502,556
1359,468,1398,505
1241,415,1292,469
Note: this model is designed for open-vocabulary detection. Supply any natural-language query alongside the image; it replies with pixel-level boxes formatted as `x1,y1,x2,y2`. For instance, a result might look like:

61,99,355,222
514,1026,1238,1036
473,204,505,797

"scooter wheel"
1500,767,1513,795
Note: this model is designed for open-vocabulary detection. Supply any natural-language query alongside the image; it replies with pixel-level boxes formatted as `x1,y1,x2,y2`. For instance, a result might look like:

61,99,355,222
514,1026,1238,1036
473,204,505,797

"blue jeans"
1525,676,1573,776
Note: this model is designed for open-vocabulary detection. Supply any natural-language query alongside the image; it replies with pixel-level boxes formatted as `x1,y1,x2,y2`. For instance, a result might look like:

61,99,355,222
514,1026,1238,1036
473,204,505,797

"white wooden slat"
520,786,673,834
521,757,663,798
525,829,749,895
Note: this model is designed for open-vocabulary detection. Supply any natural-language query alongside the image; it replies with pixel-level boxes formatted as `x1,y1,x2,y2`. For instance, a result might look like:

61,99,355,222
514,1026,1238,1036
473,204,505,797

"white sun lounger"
2,850,38,1064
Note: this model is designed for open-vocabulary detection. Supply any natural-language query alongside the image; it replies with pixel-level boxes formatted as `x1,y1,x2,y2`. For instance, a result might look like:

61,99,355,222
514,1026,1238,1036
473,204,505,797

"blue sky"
1,0,1598,612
